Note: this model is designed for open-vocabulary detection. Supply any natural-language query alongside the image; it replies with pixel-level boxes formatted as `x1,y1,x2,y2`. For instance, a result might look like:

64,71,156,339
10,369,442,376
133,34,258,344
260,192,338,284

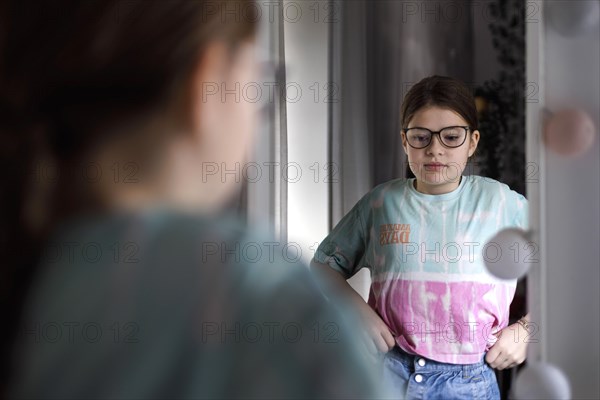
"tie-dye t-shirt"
313,175,528,364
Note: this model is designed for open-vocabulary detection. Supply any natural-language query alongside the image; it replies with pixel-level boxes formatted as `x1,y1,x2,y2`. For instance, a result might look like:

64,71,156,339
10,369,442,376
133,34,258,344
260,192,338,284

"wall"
539,1,600,397
284,0,330,265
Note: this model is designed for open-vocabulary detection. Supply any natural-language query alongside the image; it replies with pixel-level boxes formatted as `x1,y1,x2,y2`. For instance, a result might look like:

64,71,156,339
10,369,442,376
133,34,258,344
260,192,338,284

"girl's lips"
424,163,446,171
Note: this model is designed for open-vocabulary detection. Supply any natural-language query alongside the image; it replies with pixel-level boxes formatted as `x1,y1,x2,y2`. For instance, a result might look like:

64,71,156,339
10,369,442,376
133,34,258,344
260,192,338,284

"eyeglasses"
403,126,470,149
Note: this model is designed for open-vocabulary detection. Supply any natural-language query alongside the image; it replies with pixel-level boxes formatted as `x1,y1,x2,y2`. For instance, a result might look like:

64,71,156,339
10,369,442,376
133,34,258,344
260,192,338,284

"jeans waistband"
386,346,489,373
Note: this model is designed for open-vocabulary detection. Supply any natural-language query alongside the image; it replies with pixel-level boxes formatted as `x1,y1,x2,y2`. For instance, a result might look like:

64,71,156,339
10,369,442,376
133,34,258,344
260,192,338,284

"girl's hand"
354,302,396,361
485,321,529,370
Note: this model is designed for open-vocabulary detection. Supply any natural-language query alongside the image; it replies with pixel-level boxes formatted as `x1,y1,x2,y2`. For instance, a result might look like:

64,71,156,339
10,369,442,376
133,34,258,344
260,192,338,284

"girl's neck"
414,176,462,195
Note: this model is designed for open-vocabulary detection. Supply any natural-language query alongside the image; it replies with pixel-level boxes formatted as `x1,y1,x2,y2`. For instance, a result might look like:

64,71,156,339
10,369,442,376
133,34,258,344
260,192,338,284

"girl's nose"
426,135,445,155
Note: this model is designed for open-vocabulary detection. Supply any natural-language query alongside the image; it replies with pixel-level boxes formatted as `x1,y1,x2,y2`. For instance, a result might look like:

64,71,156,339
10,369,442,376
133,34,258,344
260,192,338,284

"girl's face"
401,105,479,195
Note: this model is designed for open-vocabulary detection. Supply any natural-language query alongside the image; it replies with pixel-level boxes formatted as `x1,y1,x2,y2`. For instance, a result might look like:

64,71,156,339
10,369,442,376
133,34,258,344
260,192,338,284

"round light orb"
546,0,600,37
544,109,596,157
483,228,531,280
512,361,571,399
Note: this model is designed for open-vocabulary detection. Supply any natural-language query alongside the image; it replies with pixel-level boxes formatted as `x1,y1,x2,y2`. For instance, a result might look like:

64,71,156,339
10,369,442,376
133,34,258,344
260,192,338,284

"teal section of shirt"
314,175,528,280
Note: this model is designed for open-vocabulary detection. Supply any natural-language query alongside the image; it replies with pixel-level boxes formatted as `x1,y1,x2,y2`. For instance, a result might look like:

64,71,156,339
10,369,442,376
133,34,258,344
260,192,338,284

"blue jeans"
382,347,500,400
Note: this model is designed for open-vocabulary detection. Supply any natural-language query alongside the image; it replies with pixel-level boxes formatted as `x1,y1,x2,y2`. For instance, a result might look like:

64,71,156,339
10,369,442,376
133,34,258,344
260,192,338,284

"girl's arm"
310,261,396,358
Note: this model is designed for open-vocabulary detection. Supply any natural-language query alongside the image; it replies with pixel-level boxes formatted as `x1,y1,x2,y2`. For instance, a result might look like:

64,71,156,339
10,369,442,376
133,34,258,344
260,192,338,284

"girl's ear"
468,129,480,157
401,131,409,153
188,41,229,144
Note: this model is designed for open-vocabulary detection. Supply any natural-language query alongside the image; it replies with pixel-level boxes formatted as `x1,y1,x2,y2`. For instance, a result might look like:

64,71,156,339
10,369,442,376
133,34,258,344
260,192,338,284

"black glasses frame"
403,126,471,149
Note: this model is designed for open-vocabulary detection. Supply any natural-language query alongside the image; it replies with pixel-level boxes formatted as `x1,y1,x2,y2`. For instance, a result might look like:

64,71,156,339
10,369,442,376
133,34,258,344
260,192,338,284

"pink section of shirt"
371,279,516,364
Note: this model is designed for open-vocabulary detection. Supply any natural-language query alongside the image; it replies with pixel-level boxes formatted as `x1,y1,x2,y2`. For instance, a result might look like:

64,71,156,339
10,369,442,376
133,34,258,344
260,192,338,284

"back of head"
0,0,257,393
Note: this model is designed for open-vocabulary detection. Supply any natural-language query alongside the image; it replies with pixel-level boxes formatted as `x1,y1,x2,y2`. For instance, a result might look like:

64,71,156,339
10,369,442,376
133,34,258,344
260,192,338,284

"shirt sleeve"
312,193,370,279
512,193,529,230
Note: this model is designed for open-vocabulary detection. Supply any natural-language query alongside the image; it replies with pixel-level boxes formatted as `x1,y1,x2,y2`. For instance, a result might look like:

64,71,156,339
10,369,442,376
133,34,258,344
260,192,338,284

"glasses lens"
407,129,431,148
440,127,466,147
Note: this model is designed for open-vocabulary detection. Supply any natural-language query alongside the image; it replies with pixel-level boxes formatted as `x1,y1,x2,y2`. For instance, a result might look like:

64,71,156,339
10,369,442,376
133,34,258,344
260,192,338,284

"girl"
0,1,382,398
311,76,529,399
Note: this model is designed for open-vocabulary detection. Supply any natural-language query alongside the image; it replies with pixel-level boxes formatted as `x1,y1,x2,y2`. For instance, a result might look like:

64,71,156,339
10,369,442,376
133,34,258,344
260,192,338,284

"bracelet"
517,317,529,331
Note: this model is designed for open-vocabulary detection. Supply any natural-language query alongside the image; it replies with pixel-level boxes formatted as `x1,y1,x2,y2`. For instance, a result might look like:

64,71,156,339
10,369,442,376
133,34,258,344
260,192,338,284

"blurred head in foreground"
0,1,384,398
1,0,257,223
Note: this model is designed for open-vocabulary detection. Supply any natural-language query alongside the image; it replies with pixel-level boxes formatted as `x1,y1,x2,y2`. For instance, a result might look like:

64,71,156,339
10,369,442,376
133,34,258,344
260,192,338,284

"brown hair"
400,75,478,130
0,0,257,392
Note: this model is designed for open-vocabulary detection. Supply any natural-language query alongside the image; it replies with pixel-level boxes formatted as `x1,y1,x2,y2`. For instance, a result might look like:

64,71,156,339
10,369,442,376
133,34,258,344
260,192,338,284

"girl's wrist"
516,315,529,331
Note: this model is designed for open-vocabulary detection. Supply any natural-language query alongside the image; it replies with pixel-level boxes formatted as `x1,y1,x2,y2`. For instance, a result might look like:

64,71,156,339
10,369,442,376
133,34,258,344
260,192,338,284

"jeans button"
414,374,423,383
417,358,426,367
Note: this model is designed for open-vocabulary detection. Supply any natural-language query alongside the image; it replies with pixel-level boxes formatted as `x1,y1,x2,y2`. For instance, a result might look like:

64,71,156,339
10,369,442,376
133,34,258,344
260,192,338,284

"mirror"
247,0,598,398
322,1,528,397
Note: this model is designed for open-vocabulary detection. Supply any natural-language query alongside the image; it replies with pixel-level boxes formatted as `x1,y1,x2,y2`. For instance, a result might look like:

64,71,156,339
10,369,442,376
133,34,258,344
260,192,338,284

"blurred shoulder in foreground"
10,210,386,399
